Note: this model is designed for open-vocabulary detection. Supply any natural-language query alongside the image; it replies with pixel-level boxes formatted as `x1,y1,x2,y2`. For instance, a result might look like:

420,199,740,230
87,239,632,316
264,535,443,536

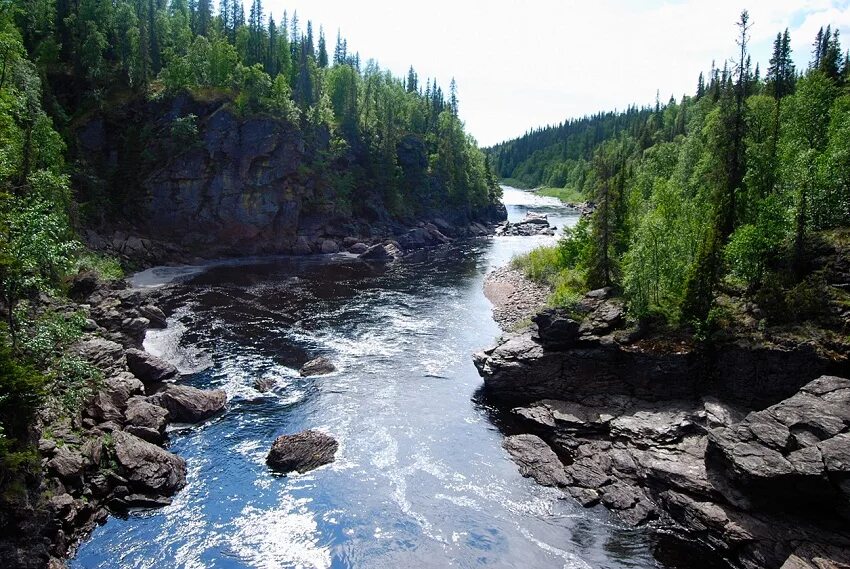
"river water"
71,188,665,569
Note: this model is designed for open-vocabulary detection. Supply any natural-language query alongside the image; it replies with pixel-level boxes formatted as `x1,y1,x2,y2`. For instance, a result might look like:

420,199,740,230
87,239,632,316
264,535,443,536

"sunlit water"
72,188,664,569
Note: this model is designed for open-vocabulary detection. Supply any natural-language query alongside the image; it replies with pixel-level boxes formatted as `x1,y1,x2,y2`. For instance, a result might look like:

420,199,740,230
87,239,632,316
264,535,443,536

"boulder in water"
125,348,178,383
148,385,226,423
266,430,338,474
299,357,336,377
112,431,186,495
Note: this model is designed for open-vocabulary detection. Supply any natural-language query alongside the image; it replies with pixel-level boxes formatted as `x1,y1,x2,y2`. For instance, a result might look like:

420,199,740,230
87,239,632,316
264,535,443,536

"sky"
264,1,850,147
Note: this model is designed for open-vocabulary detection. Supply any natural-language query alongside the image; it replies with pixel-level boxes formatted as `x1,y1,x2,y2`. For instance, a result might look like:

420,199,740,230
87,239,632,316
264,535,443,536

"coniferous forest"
495,14,850,325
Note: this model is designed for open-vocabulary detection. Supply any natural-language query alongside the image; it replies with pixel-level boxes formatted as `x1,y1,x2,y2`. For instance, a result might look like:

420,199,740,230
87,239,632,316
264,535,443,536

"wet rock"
348,242,369,254
266,430,338,474
299,356,336,377
495,213,555,236
112,431,186,495
125,348,179,383
253,377,276,392
123,494,173,508
359,242,401,261
502,434,570,487
149,385,226,423
320,239,340,254
138,304,168,329
568,486,601,507
121,317,150,345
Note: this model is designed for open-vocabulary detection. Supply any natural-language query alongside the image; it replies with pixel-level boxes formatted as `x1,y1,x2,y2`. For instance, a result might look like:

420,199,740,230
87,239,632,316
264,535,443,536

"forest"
499,14,850,327
0,0,497,493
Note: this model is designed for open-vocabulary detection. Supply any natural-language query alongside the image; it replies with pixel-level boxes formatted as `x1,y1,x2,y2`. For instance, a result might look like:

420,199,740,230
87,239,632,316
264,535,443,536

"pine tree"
406,66,418,93
449,78,458,115
220,0,231,37
696,72,705,99
333,29,344,65
317,26,328,68
267,14,277,74
197,0,211,36
812,27,825,70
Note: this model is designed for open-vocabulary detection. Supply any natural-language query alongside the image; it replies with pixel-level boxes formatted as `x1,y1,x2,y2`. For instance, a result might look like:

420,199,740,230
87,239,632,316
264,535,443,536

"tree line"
506,15,850,328
10,0,499,219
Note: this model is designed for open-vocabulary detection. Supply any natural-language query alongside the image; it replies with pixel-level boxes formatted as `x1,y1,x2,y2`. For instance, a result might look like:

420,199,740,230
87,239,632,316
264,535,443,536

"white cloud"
264,0,850,146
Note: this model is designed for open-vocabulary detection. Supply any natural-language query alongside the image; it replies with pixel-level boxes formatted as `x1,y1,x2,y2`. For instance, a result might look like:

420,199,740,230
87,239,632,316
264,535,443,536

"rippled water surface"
72,188,663,569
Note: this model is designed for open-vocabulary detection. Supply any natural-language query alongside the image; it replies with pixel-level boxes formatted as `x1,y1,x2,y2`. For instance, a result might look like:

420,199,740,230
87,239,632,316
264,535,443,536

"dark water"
71,188,664,569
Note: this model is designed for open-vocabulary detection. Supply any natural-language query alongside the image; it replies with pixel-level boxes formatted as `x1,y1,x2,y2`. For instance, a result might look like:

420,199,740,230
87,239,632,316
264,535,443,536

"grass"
536,186,585,204
511,245,587,311
70,252,124,281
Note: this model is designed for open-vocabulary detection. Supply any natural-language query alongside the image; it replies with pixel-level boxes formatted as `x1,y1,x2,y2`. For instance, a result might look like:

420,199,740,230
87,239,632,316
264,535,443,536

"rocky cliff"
476,280,850,568
73,93,506,265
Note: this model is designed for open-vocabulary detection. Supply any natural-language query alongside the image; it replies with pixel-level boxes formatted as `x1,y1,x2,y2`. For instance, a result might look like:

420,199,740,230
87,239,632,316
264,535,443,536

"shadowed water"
71,188,665,569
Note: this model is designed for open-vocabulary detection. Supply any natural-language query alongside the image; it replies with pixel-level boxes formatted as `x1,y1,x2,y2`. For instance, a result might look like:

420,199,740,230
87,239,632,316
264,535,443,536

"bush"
70,252,123,281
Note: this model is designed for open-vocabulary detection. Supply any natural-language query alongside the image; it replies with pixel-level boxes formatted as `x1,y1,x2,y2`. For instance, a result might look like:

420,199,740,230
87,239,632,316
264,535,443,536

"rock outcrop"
479,286,850,569
112,431,186,496
495,212,556,236
149,385,227,423
299,356,337,377
75,95,507,264
266,430,339,474
1,273,228,567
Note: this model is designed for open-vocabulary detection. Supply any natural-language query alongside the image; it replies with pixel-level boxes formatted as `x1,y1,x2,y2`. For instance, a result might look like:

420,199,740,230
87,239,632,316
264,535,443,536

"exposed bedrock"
476,287,850,568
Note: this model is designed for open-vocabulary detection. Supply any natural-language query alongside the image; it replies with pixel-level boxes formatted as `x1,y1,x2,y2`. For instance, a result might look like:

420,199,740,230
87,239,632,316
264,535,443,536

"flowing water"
71,187,665,569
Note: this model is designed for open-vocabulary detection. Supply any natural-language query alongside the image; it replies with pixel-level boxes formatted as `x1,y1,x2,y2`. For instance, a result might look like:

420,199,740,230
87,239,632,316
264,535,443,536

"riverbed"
71,187,665,569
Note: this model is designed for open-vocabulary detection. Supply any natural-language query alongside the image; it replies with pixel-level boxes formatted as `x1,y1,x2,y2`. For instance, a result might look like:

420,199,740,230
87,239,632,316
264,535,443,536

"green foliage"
496,22,850,329
726,194,790,282
511,217,592,308
15,306,102,414
536,186,584,203
70,252,124,281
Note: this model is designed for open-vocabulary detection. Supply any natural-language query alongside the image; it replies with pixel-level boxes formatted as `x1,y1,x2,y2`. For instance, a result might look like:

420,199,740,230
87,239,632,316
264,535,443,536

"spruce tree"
317,26,328,68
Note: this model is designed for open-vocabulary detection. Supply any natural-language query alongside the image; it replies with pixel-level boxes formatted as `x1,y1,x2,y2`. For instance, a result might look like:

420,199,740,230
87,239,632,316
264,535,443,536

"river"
71,187,665,569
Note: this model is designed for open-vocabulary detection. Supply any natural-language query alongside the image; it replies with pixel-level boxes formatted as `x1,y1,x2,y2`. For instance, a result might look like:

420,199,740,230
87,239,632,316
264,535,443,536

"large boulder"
85,372,145,423
358,243,401,262
125,348,179,383
266,430,338,474
73,337,126,377
112,431,186,495
124,396,170,443
149,385,226,423
532,308,580,349
299,357,336,377
502,434,570,487
138,304,168,329
47,447,87,482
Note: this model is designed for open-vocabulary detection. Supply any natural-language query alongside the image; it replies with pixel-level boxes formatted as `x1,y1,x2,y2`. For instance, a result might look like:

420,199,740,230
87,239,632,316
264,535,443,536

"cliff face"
476,284,850,569
74,93,506,262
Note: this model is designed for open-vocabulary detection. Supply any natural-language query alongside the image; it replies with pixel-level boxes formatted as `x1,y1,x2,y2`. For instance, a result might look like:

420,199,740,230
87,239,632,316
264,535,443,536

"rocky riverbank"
483,266,550,330
0,274,228,568
475,284,850,568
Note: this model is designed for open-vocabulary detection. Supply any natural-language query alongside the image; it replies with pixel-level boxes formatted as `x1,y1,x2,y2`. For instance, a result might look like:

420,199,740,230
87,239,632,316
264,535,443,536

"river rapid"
71,187,668,569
